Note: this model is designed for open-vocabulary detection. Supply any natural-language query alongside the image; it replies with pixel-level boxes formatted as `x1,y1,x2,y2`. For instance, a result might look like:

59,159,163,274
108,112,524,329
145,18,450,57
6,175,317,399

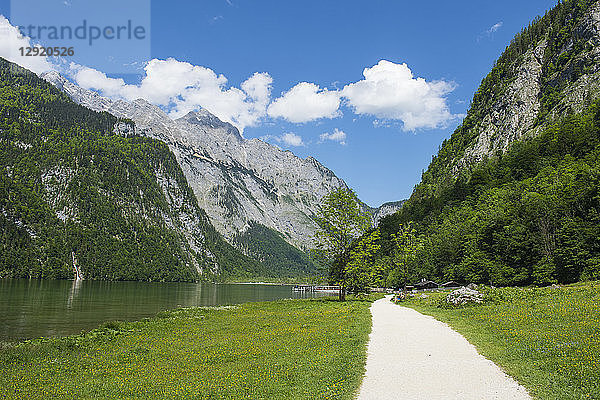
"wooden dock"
292,285,341,293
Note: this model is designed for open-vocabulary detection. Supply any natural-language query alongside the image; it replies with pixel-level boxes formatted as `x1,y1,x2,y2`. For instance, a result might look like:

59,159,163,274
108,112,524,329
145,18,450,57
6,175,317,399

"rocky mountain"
43,71,392,254
413,0,600,199
371,200,405,225
0,57,263,281
377,0,600,287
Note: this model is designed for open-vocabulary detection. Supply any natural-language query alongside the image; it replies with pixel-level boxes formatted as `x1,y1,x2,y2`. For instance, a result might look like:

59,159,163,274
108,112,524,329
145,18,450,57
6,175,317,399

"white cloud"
487,22,503,34
241,72,273,124
319,128,346,145
70,65,129,97
280,132,305,147
71,59,455,132
0,14,455,135
267,82,341,123
70,59,272,132
0,15,53,74
478,21,503,42
260,132,305,147
341,60,456,131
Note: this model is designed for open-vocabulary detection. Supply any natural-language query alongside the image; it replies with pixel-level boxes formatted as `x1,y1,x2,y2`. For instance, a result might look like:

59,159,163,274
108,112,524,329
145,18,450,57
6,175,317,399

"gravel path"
356,296,531,400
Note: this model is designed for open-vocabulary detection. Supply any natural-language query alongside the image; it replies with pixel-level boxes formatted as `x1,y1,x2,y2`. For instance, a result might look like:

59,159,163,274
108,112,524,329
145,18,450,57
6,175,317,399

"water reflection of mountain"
0,280,325,342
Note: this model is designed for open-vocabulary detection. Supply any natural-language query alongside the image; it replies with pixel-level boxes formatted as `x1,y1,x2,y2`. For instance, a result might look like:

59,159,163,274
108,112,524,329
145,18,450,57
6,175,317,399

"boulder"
446,287,484,306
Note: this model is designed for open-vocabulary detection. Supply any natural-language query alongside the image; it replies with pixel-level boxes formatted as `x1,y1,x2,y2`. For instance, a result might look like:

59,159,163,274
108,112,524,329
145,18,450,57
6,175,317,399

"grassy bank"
401,282,600,399
0,297,374,399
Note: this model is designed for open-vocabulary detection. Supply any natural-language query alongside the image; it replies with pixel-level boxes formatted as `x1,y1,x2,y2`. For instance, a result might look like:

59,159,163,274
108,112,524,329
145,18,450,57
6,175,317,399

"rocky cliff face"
464,1,600,166
42,71,352,248
371,200,405,225
416,0,600,196
459,39,548,169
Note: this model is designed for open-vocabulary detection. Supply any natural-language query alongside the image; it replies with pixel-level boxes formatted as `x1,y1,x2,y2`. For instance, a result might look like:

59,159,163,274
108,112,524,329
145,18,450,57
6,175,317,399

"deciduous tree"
313,188,370,300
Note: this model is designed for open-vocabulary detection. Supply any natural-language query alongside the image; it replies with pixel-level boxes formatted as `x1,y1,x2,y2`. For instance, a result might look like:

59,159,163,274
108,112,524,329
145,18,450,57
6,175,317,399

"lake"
0,279,327,343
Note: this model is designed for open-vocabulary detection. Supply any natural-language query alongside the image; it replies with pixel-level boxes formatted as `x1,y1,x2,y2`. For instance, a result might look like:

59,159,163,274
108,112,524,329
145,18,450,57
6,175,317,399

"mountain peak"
179,109,225,127
41,70,69,90
39,64,398,251
176,109,243,140
41,70,61,81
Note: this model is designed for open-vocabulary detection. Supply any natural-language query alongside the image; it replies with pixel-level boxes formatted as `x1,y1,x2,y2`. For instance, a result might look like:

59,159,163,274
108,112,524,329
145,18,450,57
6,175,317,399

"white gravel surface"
356,296,532,400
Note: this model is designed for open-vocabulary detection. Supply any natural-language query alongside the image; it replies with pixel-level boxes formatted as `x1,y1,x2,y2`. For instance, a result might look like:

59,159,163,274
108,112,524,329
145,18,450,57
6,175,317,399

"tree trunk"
339,287,346,301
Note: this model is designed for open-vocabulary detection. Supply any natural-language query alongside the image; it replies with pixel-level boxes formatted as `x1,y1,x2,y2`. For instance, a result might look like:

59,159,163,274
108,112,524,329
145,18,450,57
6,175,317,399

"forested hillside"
233,222,318,279
413,0,600,202
0,58,263,281
373,0,600,287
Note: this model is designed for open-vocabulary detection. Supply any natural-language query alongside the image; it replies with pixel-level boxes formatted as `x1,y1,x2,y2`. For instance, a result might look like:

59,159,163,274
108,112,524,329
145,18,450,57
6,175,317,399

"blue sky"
0,0,556,207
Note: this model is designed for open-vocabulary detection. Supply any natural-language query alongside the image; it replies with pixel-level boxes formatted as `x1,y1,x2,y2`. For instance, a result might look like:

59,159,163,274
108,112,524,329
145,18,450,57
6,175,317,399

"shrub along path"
357,296,531,400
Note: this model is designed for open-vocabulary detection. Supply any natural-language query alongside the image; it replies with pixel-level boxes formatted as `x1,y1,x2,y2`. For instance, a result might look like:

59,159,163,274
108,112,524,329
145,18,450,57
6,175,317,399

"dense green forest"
363,0,600,288
0,57,263,281
233,222,318,278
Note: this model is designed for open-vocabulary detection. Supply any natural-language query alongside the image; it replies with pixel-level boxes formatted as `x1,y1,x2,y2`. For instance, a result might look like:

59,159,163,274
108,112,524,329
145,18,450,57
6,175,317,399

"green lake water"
0,279,325,342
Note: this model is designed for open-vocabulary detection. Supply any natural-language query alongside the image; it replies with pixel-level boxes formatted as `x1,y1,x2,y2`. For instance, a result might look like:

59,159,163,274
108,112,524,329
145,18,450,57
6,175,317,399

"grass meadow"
402,281,600,400
0,297,374,400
